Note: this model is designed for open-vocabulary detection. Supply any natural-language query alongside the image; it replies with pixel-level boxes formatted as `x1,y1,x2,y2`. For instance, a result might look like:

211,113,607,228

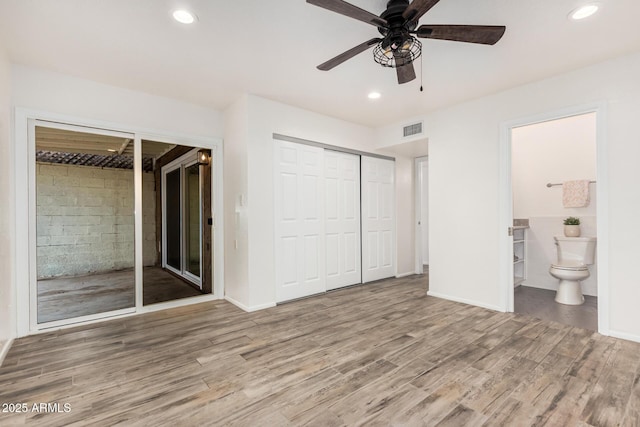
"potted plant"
563,217,581,237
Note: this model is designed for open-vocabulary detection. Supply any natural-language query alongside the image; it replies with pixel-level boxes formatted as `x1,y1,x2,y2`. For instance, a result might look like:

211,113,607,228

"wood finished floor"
4,274,640,426
38,267,203,323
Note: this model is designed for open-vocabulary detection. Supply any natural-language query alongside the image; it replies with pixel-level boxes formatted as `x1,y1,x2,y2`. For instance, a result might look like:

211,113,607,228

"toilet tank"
554,236,597,265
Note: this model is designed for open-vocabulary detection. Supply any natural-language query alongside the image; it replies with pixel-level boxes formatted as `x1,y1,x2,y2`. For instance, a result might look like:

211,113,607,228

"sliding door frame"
27,119,137,331
14,108,224,336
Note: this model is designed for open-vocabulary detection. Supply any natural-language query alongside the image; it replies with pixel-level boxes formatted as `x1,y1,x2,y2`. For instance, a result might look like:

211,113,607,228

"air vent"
403,122,423,138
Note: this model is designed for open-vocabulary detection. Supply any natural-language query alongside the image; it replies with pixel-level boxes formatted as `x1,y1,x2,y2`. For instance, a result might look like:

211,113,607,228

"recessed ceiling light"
173,9,197,24
570,4,599,20
368,92,381,100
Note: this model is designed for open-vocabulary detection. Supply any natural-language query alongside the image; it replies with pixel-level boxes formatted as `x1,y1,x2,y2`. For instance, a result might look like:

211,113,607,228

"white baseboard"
0,338,14,367
396,272,415,278
427,290,505,312
608,329,640,344
520,282,557,292
225,296,276,313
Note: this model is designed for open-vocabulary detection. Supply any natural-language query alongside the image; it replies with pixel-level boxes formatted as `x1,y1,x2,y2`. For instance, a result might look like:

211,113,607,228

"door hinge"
508,227,513,236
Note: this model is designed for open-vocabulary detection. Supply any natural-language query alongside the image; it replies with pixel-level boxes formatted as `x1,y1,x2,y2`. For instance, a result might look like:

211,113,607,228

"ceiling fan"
307,0,506,84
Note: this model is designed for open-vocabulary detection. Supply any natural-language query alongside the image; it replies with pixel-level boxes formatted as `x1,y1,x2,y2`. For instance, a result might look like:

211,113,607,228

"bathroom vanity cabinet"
513,227,527,287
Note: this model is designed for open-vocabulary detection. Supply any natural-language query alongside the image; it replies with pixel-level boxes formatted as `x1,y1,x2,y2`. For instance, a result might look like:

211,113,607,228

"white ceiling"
0,0,639,127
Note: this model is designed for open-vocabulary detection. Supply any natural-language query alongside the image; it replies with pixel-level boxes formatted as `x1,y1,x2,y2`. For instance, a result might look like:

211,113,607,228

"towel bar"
546,181,596,188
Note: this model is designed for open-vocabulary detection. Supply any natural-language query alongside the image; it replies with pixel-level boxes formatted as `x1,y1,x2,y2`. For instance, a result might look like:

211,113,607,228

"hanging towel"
563,180,591,208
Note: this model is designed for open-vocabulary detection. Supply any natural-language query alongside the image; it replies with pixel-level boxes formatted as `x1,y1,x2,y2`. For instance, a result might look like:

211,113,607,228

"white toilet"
549,236,597,305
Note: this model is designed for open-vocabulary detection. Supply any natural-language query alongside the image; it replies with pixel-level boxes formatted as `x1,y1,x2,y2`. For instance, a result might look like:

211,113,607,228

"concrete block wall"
36,162,156,278
142,170,157,266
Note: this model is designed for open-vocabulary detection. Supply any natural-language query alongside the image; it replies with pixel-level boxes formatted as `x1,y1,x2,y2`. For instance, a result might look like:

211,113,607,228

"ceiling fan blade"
393,51,416,84
403,0,441,23
307,0,388,28
317,38,382,71
416,25,506,45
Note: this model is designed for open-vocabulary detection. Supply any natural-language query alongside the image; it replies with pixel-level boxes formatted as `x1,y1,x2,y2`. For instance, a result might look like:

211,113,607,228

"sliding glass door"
20,112,222,333
165,168,182,272
185,163,202,278
162,151,203,288
32,121,136,326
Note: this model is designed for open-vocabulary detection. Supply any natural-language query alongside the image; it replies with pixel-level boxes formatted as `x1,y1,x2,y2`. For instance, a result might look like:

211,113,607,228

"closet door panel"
326,178,339,220
274,140,326,302
282,237,298,286
281,173,297,221
344,232,357,274
325,151,362,290
362,156,396,283
382,230,393,268
366,231,379,269
326,233,340,278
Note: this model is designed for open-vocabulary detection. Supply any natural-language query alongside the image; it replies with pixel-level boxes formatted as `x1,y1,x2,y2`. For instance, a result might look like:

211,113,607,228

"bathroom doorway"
504,109,604,332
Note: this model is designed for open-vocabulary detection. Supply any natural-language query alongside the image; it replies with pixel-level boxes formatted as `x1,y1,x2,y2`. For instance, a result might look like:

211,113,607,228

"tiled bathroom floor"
514,285,598,331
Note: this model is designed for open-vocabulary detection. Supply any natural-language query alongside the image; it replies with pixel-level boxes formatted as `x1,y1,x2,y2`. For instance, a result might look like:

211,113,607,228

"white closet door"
325,151,361,290
362,156,396,283
274,140,326,302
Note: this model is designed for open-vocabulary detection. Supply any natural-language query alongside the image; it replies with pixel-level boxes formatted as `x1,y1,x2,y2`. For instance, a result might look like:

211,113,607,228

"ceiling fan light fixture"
367,92,381,100
373,37,422,68
307,0,505,85
172,9,197,24
569,4,599,20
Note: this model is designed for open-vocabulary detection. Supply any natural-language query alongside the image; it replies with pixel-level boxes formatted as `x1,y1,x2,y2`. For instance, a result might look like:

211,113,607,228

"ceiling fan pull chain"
420,53,424,92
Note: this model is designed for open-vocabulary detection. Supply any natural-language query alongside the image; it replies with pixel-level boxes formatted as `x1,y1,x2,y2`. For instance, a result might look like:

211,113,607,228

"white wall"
512,113,597,218
0,47,13,348
512,113,597,295
222,96,250,307
11,65,223,137
425,51,640,340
